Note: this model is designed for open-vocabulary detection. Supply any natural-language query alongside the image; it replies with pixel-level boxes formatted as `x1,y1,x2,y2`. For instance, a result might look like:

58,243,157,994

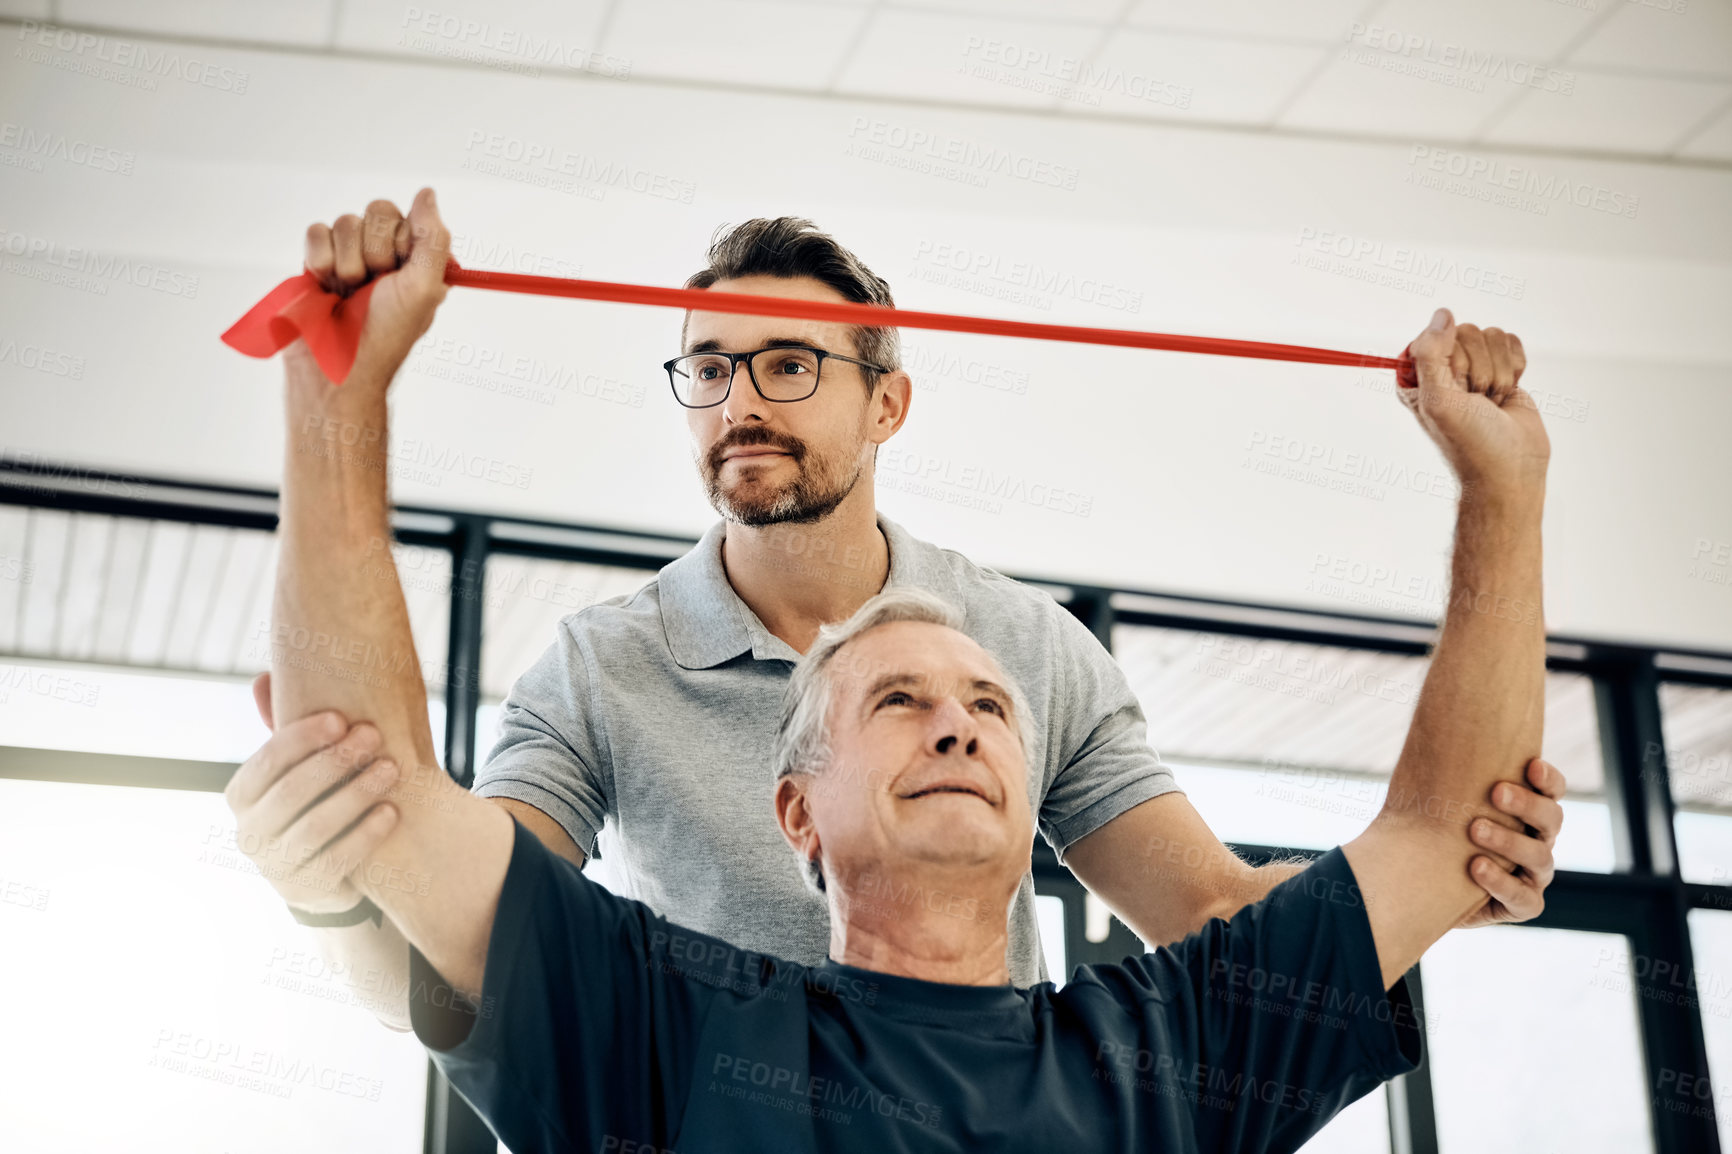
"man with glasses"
231,188,1566,1034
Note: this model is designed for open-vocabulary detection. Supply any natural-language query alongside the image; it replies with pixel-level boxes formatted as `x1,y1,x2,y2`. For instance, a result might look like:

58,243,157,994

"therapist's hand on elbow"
1456,755,1566,929
222,671,401,913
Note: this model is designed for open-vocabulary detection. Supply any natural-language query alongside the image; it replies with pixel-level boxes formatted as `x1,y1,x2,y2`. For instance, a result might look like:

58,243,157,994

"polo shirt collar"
659,513,962,669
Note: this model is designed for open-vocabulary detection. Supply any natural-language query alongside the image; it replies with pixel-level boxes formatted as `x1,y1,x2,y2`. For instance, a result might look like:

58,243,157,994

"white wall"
2,21,1729,651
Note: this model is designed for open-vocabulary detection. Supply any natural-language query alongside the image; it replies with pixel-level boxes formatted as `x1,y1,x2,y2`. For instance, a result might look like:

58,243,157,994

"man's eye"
880,691,914,707
973,698,1004,715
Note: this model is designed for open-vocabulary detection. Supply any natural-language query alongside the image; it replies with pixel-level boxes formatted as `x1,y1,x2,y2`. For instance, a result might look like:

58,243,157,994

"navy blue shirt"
410,821,1421,1153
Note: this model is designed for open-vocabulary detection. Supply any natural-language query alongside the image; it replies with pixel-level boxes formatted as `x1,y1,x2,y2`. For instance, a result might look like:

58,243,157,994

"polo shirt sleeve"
471,614,612,857
1092,847,1422,1153
408,818,733,1153
1035,596,1183,858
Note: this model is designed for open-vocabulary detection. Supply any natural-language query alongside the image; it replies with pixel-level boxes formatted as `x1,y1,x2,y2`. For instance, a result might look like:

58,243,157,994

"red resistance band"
222,261,1420,391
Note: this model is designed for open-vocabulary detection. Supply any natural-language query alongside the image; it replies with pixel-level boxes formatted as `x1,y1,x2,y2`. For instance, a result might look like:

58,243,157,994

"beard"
700,424,866,527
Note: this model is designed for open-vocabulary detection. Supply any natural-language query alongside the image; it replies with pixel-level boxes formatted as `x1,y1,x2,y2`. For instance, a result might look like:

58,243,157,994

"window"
1422,926,1653,1153
0,777,428,1152
1112,626,1615,868
1663,683,1732,885
1687,909,1732,1149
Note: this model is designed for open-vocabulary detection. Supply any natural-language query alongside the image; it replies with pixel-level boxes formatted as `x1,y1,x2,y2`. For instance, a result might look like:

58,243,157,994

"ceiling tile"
834,6,1107,107
893,0,1124,23
1359,0,1608,60
1277,37,1528,139
1061,27,1327,124
339,0,614,73
1125,0,1374,43
1676,96,1732,159
601,0,868,91
58,0,336,46
1483,70,1732,155
1569,0,1732,79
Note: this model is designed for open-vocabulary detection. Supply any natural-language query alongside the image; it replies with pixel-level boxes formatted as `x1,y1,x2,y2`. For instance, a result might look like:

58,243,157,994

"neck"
720,479,888,654
826,861,1014,987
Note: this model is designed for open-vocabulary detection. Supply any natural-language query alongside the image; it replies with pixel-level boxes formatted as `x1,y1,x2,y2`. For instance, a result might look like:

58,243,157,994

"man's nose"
930,698,980,758
720,359,769,425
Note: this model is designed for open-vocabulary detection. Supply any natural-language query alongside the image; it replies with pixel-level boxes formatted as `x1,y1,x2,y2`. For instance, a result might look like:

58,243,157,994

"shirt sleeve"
471,614,612,857
1088,847,1423,1154
409,818,751,1154
1035,596,1183,858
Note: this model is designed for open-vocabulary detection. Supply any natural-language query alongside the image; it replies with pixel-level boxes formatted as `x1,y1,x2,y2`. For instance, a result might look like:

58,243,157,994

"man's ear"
775,775,820,863
868,369,913,443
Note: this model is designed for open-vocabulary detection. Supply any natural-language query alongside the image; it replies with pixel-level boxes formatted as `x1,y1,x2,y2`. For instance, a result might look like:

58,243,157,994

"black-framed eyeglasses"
664,344,892,409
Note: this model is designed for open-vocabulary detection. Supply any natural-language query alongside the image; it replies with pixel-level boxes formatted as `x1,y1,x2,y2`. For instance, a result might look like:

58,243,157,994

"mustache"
707,427,806,472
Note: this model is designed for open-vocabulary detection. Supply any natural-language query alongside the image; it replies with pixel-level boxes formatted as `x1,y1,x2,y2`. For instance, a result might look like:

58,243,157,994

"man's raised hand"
1402,307,1552,503
295,187,451,392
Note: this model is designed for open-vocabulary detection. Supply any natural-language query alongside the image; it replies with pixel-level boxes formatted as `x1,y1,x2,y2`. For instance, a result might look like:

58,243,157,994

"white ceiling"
19,0,1732,163
1,1,1728,660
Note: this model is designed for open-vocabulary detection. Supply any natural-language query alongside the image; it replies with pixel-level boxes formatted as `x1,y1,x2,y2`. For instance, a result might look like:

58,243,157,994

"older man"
228,248,1554,1148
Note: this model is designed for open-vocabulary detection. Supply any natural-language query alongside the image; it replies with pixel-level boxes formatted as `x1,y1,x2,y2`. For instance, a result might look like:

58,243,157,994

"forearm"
1348,488,1547,977
271,347,508,997
305,919,414,1031
273,357,433,768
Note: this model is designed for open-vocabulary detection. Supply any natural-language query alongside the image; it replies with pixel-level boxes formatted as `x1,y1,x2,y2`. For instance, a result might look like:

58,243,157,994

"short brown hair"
683,217,901,392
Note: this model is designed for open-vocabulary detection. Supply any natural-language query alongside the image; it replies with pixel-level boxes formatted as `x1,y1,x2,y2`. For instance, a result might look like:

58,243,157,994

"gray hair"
771,587,1038,895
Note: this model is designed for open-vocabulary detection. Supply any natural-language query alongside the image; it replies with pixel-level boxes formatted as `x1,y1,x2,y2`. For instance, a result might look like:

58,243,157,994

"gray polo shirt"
472,513,1181,987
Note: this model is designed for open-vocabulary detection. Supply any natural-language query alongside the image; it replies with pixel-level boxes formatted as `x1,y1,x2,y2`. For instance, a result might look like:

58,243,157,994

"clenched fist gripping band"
221,262,1422,391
